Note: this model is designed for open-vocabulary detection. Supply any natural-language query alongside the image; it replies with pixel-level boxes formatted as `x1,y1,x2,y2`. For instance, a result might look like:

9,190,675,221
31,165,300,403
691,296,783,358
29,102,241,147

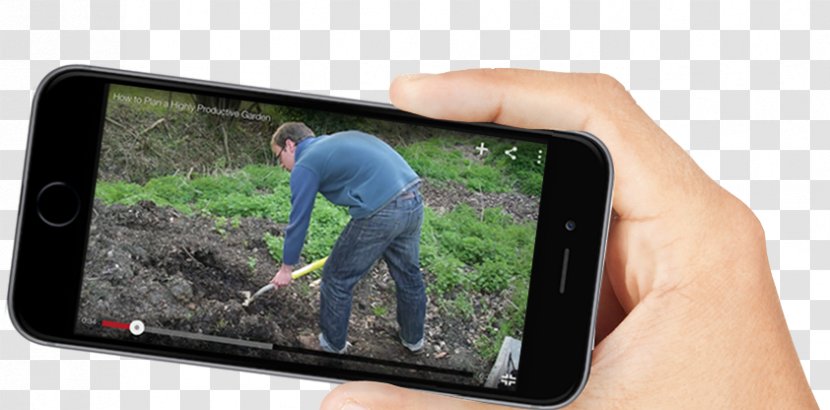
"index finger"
389,69,716,218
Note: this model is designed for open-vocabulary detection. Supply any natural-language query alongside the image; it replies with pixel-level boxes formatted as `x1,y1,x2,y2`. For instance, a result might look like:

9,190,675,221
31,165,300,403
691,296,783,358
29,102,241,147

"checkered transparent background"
1,0,828,408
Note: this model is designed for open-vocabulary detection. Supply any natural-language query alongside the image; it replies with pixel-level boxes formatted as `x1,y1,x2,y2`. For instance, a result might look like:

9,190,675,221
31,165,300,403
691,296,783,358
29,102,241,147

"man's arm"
283,165,319,266
272,165,319,288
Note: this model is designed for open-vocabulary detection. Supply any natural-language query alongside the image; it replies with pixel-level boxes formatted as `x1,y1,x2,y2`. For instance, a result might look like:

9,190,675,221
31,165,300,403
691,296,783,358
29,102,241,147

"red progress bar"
101,320,130,330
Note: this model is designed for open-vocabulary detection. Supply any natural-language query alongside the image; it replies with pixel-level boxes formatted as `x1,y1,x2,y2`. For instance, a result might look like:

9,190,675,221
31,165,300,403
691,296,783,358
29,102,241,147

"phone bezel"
8,66,613,408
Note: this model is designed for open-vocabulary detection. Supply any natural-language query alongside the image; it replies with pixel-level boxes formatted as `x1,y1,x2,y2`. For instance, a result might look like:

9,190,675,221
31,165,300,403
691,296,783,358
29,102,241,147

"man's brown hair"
271,122,315,148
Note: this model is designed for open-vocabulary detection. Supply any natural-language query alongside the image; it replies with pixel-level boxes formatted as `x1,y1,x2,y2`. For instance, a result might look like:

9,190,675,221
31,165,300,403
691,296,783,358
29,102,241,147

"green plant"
247,257,257,271
213,216,227,236
243,164,289,190
420,202,535,362
395,137,545,195
474,291,528,363
302,199,349,261
423,204,534,294
372,305,388,317
473,258,513,293
428,255,466,294
95,181,144,204
263,232,284,264
191,173,255,198
198,193,277,219
144,175,195,203
452,296,475,320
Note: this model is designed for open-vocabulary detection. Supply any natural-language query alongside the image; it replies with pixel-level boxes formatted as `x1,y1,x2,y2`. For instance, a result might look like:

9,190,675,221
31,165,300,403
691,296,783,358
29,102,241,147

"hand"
321,69,818,408
271,264,294,288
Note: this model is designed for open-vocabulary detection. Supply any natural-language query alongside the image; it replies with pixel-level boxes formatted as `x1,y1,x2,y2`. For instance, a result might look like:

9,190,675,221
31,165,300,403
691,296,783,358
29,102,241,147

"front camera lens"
565,220,576,231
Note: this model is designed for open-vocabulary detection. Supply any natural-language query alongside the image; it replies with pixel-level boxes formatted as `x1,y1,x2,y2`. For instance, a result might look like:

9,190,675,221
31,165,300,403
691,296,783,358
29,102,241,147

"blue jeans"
319,188,426,352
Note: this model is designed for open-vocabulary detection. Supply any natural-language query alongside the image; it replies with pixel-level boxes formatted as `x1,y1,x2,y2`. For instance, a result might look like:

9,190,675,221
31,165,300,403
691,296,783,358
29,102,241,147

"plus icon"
475,142,489,156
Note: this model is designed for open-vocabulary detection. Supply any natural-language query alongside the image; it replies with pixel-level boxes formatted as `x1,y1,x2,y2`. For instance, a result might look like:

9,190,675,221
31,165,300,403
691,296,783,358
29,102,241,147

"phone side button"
36,182,81,227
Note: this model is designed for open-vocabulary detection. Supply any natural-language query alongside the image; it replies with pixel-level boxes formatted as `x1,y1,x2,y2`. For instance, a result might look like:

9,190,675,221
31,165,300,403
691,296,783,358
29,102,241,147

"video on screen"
75,84,546,389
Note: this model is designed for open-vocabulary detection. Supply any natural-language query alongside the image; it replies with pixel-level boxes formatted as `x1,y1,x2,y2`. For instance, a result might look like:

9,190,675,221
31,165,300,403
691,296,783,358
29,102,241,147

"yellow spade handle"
291,256,328,279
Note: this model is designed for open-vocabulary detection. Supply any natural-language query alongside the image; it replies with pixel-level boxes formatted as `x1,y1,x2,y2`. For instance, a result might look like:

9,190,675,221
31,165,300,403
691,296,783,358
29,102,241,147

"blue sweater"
282,131,420,265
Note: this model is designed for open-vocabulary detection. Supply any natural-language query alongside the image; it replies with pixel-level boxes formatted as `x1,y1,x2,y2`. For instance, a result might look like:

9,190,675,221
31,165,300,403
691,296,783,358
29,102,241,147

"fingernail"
340,399,368,410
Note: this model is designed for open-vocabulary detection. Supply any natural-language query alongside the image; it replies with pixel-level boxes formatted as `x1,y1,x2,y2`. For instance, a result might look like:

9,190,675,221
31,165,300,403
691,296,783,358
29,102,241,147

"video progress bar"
101,320,272,350
144,326,273,350
102,320,473,377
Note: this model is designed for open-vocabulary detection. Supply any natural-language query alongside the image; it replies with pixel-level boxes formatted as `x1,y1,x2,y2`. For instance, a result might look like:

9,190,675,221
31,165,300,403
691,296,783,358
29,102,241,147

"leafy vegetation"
418,204,535,363
421,205,535,294
396,137,544,196
263,232,284,264
304,202,350,261
372,305,388,317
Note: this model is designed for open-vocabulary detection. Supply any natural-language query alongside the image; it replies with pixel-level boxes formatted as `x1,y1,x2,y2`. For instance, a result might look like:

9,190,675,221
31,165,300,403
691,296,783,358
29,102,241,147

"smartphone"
9,66,612,408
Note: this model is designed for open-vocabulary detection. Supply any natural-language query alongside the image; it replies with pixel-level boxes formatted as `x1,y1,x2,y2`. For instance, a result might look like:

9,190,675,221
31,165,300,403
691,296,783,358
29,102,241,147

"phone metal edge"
547,130,614,409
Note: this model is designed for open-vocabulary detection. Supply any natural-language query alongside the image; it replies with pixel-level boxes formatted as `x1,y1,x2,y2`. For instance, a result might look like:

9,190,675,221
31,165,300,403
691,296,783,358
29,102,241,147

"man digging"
269,122,426,355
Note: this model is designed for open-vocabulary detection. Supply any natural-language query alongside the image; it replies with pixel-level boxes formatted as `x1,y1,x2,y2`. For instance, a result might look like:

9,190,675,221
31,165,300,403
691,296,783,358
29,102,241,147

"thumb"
321,382,504,410
390,69,714,221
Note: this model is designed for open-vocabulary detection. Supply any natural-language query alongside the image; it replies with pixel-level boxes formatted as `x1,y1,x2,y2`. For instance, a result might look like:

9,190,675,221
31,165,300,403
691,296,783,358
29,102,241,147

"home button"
37,182,81,227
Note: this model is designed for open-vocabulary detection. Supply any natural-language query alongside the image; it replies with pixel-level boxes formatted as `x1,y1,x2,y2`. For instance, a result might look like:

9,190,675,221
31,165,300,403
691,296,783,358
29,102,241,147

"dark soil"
77,193,517,385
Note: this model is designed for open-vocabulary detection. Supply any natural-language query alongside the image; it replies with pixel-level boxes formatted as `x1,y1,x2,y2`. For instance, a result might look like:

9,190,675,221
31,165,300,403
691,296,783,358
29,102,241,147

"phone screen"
74,83,547,391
